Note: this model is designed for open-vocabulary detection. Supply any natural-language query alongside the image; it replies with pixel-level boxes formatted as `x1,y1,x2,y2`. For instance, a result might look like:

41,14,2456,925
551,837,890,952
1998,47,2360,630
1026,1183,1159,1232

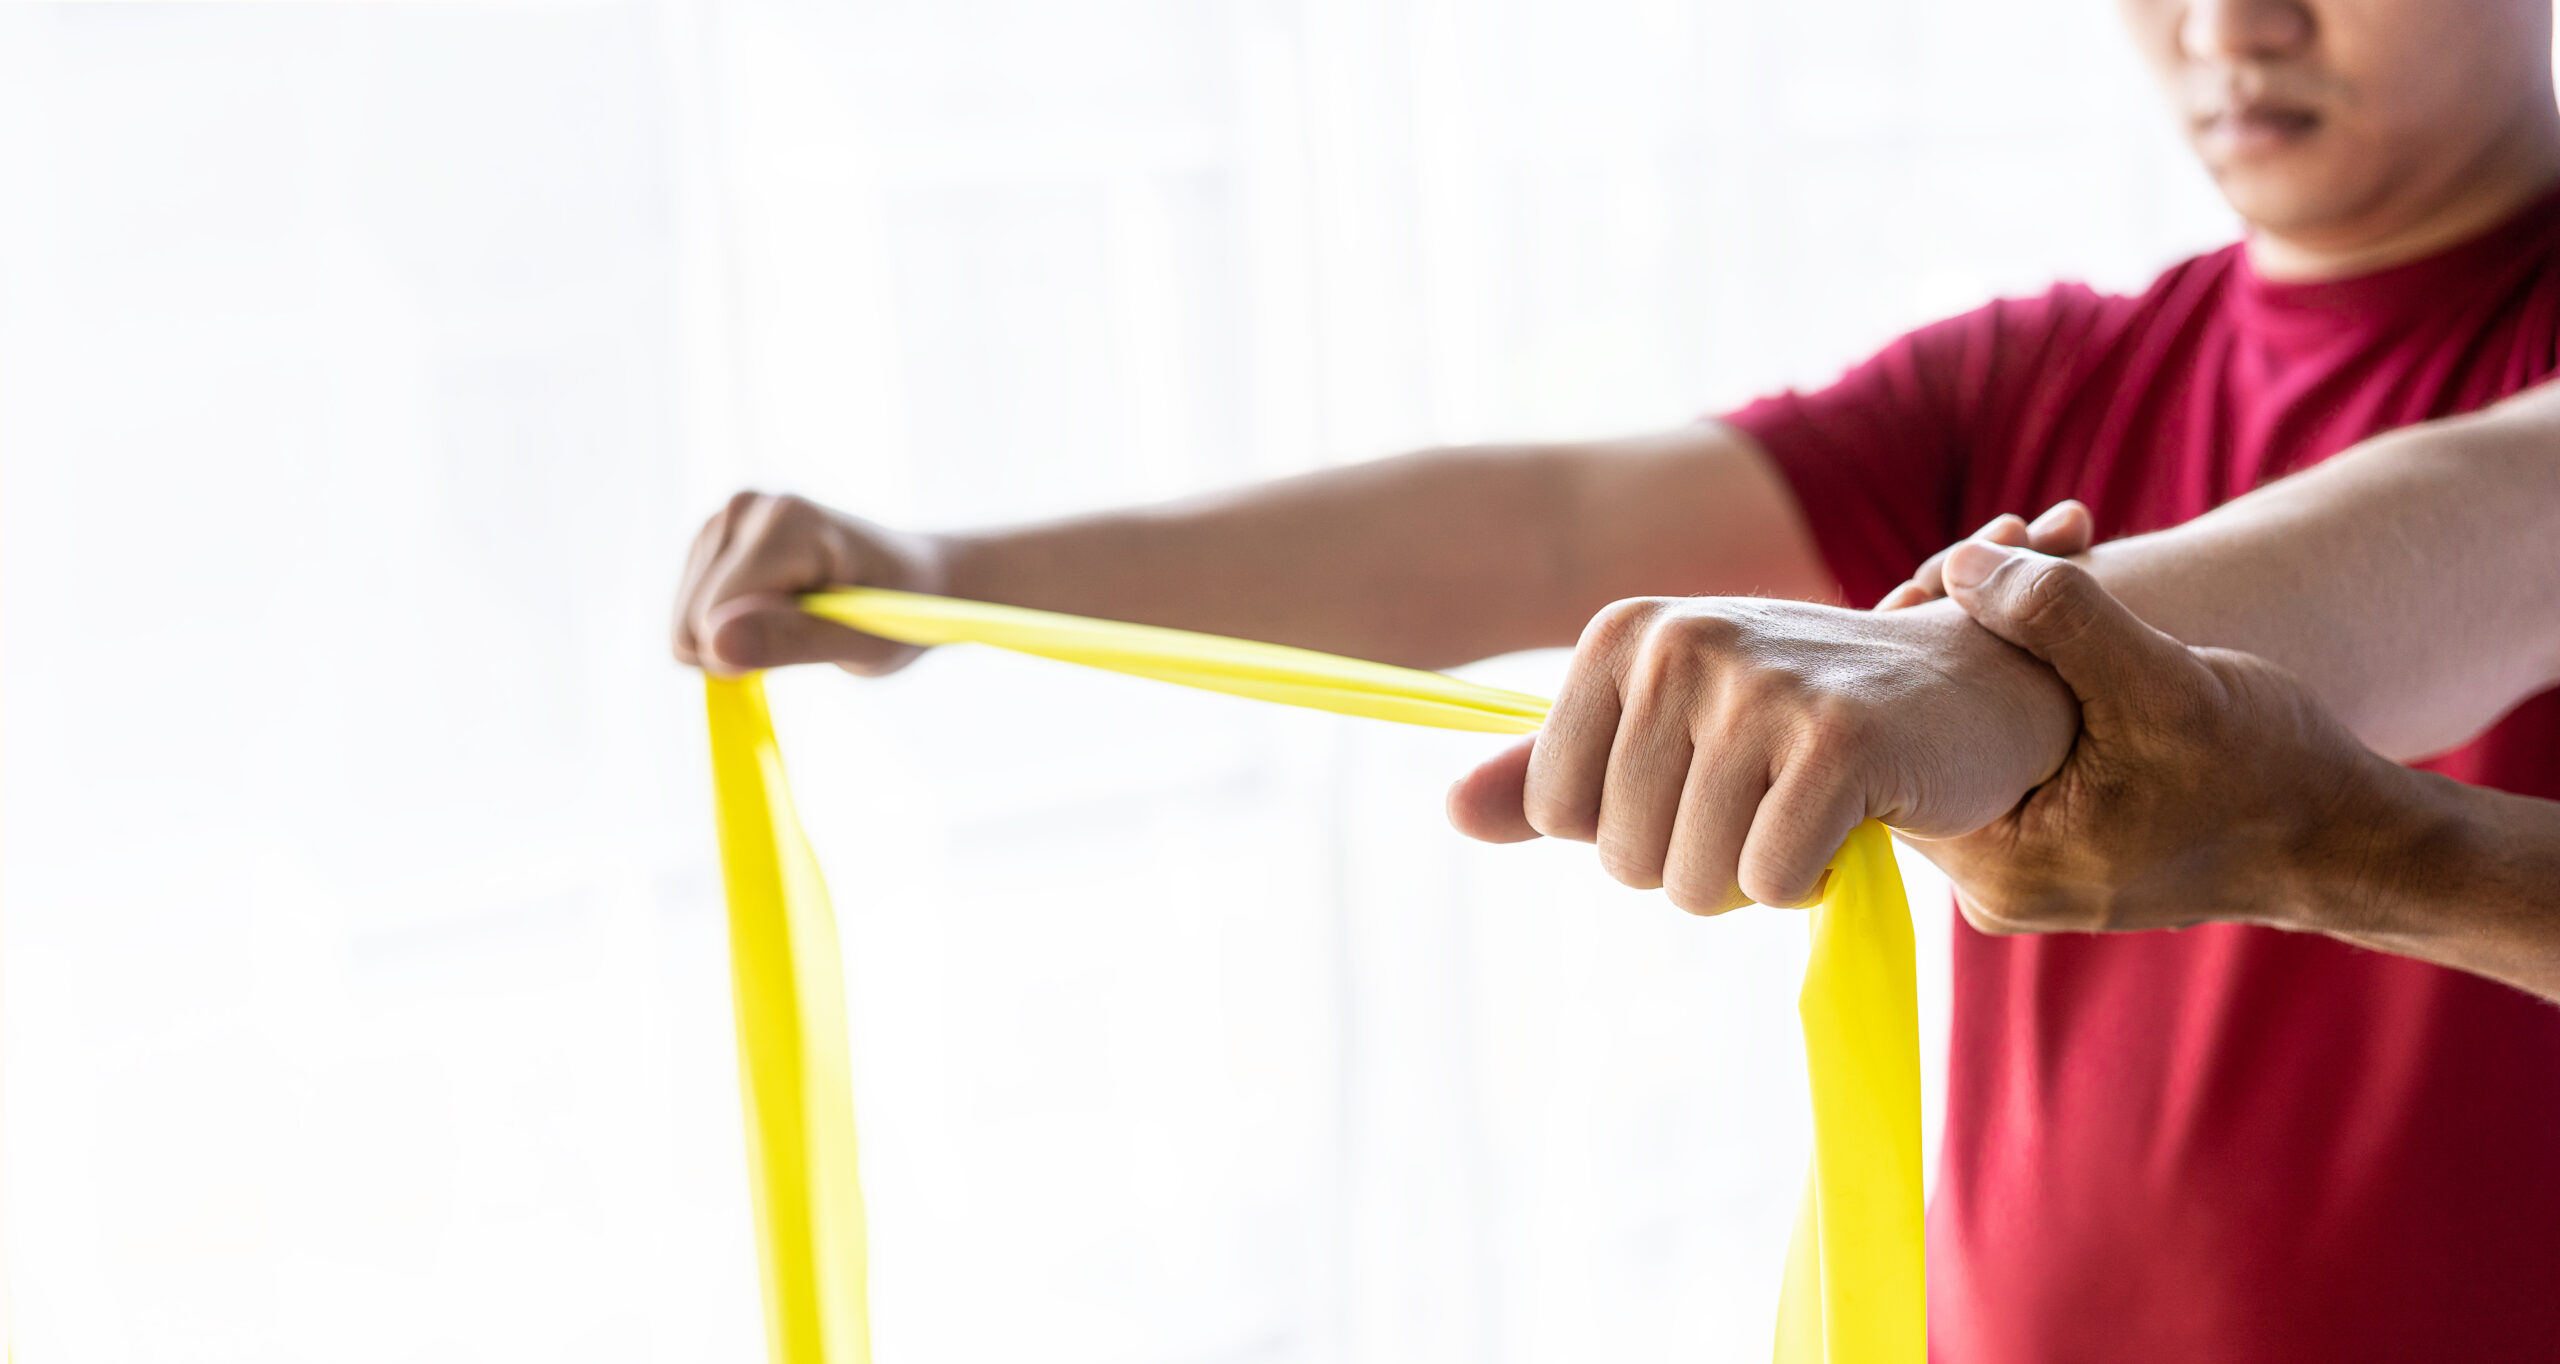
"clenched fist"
671,491,949,677
1445,593,2079,913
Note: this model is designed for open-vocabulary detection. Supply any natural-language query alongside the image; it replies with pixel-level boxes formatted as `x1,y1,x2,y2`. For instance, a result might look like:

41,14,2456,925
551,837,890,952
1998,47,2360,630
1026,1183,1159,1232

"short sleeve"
1722,287,2105,607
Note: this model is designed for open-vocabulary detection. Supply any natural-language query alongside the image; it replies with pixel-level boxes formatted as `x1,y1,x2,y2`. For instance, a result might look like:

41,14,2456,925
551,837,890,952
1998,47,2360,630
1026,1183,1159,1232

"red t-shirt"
1727,185,2560,1364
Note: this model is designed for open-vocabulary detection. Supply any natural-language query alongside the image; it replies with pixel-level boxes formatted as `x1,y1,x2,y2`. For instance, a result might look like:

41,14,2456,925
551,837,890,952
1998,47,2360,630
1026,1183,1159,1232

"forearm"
2304,765,2560,1004
2086,383,2560,759
939,425,1828,669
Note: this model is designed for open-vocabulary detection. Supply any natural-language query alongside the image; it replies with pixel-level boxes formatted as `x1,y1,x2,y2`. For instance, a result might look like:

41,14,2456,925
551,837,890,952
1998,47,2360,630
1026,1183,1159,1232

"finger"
1659,744,1770,915
1447,736,1540,843
1875,545,1954,610
671,503,741,666
1874,575,1934,611
1876,514,2030,611
704,593,920,674
1736,757,1868,909
1523,603,1646,842
1975,512,2031,547
1591,694,1701,890
1941,544,2197,721
2025,499,2094,558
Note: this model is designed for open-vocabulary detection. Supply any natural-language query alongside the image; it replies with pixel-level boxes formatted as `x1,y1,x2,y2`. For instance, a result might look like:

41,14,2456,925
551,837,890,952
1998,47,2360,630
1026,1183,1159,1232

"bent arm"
937,425,1829,669
2084,382,2560,760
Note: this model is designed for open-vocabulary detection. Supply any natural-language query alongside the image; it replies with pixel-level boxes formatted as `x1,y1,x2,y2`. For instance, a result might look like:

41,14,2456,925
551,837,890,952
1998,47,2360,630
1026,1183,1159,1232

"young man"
675,1,2560,1357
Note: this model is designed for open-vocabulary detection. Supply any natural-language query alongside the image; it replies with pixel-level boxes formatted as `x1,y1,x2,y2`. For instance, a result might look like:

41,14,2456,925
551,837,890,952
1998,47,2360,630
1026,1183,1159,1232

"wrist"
2278,754,2460,938
899,528,957,598
918,528,1000,602
938,521,1146,620
1916,598,2082,786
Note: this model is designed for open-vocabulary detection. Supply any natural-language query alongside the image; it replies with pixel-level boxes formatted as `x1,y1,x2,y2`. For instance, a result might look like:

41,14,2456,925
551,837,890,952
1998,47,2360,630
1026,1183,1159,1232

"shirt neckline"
2230,181,2560,340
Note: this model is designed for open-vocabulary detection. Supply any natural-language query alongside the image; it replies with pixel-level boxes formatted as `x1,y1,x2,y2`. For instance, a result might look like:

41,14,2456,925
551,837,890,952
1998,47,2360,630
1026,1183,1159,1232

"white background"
0,3,2233,1361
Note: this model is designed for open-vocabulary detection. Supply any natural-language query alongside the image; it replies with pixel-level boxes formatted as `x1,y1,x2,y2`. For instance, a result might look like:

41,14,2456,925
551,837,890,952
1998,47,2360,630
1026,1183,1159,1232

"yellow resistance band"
704,587,1922,1364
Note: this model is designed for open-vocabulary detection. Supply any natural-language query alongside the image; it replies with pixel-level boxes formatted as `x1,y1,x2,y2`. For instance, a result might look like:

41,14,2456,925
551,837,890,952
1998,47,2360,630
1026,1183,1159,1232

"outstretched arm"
671,424,1829,676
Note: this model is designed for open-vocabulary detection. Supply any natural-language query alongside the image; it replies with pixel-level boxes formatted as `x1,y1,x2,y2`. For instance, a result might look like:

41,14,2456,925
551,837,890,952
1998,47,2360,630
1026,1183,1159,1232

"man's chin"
2206,162,2371,245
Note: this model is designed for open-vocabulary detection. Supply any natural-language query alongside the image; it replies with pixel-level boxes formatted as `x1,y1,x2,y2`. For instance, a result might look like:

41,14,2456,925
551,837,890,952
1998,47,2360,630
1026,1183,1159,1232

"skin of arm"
1883,381,2560,762
2345,775,2560,1002
671,423,1831,675
1920,541,2560,1005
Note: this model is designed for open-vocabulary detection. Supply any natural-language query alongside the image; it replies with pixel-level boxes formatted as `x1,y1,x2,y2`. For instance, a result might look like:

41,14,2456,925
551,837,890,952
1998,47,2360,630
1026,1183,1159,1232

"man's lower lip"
2201,113,2320,154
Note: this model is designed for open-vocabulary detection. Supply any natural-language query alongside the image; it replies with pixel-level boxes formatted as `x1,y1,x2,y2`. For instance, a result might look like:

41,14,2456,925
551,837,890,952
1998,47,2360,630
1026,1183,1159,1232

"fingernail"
1942,539,2015,591
2028,501,2077,535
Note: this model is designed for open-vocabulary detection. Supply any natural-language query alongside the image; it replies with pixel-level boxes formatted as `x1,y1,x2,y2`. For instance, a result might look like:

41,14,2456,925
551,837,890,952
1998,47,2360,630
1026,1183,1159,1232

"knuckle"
1735,871,1789,909
1619,605,1748,700
1618,639,1682,710
1757,709,1863,805
1715,672,1800,740
1728,631,1809,689
1522,790,1598,843
1662,606,1747,656
755,494,819,544
1956,889,2031,935
1580,597,1660,652
2009,559,2095,633
1796,696,1868,759
1620,604,1746,678
1958,877,2085,935
1528,810,1599,844
1737,849,1821,909
1663,874,1744,917
1594,842,1666,891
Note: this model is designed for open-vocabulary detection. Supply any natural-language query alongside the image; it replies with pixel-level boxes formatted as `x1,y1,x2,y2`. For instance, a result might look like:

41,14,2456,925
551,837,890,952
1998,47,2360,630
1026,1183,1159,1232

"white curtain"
0,3,2230,1361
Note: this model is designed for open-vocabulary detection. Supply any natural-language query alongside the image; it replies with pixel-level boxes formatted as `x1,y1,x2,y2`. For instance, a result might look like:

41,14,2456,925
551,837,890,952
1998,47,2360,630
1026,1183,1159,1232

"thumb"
1942,542,2193,710
1447,736,1541,843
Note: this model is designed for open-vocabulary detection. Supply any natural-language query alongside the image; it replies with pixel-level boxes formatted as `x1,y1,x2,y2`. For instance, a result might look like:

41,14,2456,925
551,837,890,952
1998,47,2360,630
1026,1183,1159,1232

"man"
675,0,2560,1357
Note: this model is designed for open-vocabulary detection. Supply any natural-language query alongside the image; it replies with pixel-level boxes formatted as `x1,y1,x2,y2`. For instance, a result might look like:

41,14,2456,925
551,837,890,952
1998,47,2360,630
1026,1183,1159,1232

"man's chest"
1963,307,2556,540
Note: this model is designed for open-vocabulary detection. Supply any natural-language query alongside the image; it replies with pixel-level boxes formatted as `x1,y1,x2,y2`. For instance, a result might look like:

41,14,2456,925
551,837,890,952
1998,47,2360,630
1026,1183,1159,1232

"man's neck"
2248,108,2560,283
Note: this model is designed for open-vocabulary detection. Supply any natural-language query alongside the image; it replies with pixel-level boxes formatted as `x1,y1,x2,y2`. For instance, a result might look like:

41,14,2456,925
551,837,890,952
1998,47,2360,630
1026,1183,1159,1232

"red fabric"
1726,185,2560,1364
